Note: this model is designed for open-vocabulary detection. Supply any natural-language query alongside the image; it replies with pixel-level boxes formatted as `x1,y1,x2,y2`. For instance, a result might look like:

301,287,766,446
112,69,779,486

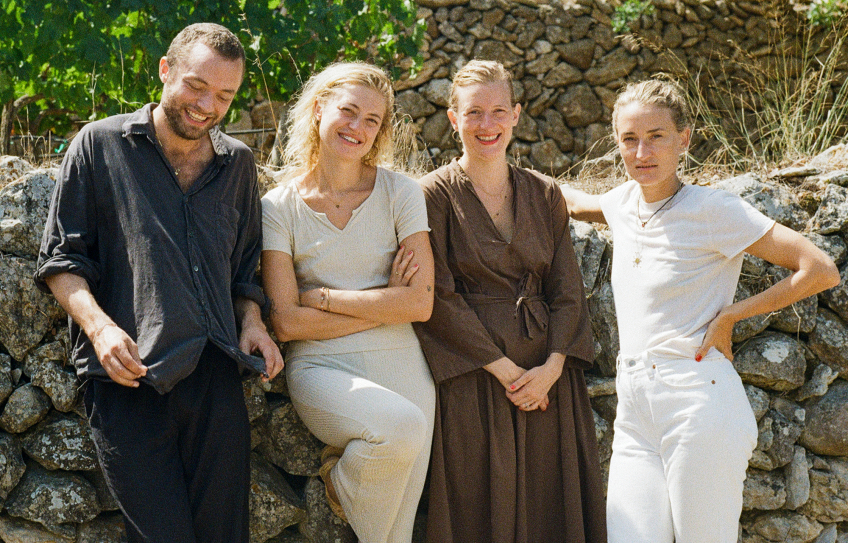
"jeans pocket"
653,357,728,388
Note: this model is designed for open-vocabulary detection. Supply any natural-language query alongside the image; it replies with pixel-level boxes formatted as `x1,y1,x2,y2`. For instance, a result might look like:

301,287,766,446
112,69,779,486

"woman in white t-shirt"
261,62,435,542
562,80,840,543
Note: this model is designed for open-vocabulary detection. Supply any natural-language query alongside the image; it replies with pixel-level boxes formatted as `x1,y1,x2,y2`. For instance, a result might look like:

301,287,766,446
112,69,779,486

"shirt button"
193,266,199,272
628,360,634,367
652,364,656,369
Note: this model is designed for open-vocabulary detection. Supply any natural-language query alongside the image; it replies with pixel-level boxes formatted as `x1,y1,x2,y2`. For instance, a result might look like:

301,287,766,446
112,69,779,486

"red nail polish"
695,354,702,362
509,385,515,390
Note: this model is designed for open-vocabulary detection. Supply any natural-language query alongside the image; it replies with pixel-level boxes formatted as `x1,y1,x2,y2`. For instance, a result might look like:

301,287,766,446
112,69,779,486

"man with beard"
35,23,283,543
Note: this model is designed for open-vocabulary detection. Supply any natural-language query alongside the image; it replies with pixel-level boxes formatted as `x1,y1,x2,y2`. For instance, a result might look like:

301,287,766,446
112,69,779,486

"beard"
160,98,220,141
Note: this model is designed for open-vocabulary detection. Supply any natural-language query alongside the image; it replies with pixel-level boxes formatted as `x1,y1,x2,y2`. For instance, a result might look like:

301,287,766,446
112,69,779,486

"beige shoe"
319,446,347,522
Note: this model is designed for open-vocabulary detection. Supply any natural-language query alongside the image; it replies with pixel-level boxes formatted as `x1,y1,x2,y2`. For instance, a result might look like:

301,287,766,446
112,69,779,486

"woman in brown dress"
413,60,606,542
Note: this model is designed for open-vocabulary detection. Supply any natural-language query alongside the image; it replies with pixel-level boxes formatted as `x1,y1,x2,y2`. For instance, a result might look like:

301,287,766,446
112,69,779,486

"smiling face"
616,102,691,201
158,42,243,141
315,84,387,164
448,81,520,165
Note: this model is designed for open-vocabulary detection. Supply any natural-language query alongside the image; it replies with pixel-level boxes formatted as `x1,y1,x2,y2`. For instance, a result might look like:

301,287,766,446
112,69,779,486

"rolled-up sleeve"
35,141,101,293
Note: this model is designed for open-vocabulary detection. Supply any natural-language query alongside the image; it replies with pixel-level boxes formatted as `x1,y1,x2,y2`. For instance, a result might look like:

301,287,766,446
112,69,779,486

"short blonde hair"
282,62,395,171
449,59,516,111
612,80,693,137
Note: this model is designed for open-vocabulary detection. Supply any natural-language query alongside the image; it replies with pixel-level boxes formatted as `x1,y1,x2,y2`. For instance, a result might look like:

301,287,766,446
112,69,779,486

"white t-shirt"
599,181,775,358
261,167,429,357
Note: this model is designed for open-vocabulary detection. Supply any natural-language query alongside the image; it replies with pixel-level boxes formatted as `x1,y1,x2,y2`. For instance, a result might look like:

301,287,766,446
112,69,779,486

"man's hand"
239,325,284,381
91,323,147,387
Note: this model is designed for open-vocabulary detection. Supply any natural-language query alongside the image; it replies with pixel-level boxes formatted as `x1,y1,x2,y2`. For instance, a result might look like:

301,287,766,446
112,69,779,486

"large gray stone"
801,381,848,456
76,514,127,543
820,264,848,323
243,377,270,423
542,62,583,87
513,114,540,142
808,309,848,376
5,463,100,527
748,511,823,542
0,433,25,501
0,157,33,190
555,38,595,70
556,84,603,128
530,140,570,175
586,280,617,377
419,78,452,109
298,476,356,543
21,412,98,471
732,281,771,342
25,342,77,413
715,173,811,232
784,446,811,510
800,456,848,523
0,384,52,434
743,468,786,510
254,401,323,476
395,91,437,120
733,333,807,392
746,384,771,421
584,47,639,85
248,453,307,542
0,168,57,259
570,219,608,293
0,256,65,361
0,514,75,543
811,184,848,234
751,403,804,471
794,363,839,402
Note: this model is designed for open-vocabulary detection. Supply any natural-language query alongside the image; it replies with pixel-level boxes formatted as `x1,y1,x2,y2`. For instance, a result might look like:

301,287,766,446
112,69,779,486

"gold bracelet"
320,287,329,311
325,287,330,312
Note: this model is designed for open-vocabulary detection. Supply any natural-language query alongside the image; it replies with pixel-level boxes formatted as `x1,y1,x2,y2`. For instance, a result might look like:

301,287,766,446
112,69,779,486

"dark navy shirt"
35,104,266,393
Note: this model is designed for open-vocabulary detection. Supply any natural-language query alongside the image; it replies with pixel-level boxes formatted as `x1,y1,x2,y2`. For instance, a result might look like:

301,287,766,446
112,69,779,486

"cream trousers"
286,346,435,543
607,352,758,543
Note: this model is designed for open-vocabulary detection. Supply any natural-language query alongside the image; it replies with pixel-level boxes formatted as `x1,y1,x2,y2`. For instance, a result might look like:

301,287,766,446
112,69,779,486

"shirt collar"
121,103,234,159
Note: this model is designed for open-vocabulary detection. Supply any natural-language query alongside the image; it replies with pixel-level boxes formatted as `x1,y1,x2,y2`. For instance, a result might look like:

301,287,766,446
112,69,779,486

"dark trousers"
84,343,251,543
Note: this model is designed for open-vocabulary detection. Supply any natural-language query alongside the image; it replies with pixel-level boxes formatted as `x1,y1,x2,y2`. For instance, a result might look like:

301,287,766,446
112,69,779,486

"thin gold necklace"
633,182,683,267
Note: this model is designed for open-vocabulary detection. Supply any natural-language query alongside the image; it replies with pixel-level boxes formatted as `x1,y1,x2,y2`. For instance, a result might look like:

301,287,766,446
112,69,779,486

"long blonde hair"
282,62,396,172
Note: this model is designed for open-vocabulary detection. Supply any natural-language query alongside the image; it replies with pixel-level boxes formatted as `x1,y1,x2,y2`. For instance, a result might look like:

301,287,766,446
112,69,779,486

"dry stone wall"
2,0,848,540
382,0,846,176
2,146,848,541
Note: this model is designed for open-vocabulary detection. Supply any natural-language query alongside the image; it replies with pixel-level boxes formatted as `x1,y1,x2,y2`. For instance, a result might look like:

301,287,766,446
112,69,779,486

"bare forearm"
560,184,606,224
722,267,838,325
321,286,432,324
269,304,378,342
44,273,114,340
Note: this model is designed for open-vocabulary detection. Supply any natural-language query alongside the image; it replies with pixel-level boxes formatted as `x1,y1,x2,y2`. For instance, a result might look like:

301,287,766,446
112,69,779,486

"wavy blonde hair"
612,79,693,137
282,62,396,172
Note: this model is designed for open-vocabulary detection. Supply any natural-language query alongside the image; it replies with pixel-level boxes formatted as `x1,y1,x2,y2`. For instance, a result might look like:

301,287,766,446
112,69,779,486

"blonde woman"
414,60,607,543
261,62,435,542
562,79,840,543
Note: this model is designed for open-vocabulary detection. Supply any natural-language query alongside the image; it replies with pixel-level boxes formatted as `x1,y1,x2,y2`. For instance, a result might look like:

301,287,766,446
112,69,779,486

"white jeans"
607,352,758,543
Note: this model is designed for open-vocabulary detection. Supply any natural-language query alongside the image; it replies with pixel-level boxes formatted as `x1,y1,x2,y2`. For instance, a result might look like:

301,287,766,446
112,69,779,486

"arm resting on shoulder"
560,184,606,224
44,273,147,387
697,223,841,360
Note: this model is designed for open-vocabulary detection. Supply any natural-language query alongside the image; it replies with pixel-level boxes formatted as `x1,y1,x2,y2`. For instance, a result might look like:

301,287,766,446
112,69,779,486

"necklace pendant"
633,253,642,267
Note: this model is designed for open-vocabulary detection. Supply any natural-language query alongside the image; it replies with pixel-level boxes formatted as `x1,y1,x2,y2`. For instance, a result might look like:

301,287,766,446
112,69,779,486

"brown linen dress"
414,160,606,543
